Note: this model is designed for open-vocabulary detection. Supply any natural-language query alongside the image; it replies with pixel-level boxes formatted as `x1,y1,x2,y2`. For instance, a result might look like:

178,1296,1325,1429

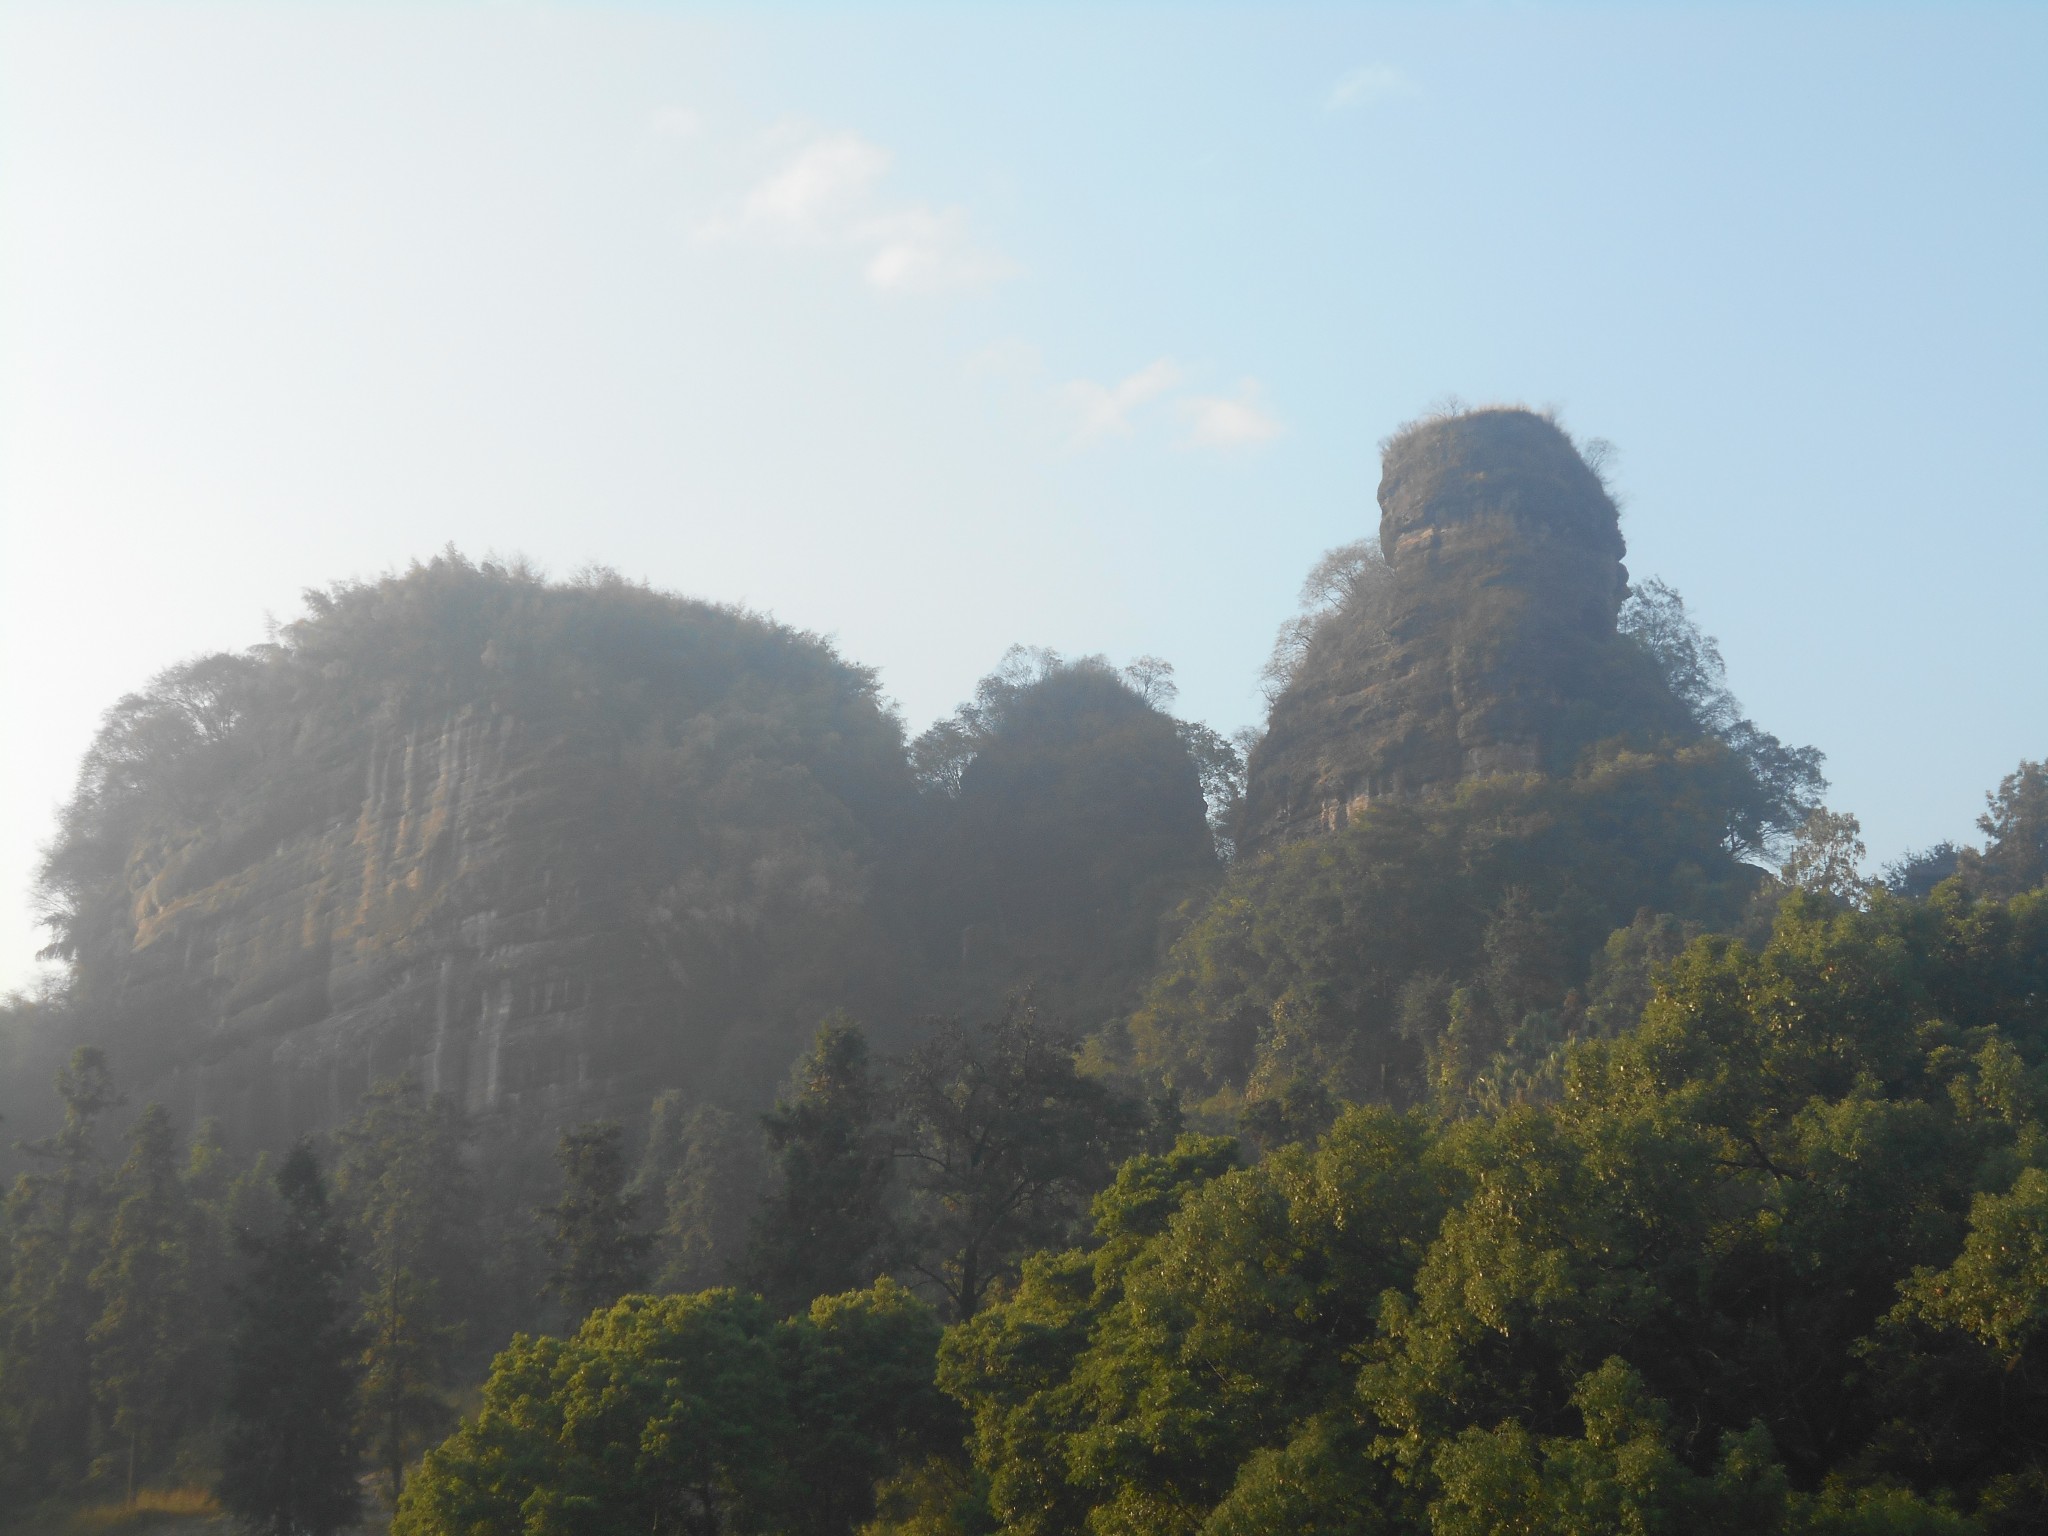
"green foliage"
1956,759,2048,899
1125,743,1768,1118
911,648,1220,1025
0,1047,120,1497
7,534,2041,1531
541,1121,653,1323
394,1279,951,1536
786,1282,964,1535
87,1105,199,1500
1898,1165,2048,1362
944,885,2048,1535
938,1112,1443,1536
334,1079,483,1505
637,1095,766,1294
743,1006,1149,1326
1618,578,1826,860
748,1021,898,1317
1783,808,1871,905
217,1142,361,1536
1427,1359,1792,1536
894,1003,1146,1323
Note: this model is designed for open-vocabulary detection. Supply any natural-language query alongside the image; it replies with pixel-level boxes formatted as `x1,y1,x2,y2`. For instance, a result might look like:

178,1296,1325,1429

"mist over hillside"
3,408,2044,1534
5,560,1222,1167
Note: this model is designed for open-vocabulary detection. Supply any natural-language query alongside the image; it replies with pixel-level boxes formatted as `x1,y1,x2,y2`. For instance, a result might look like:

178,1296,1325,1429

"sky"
2,2,2044,995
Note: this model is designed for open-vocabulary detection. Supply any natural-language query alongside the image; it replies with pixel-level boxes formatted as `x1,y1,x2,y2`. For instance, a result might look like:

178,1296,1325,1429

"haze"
3,2,2043,994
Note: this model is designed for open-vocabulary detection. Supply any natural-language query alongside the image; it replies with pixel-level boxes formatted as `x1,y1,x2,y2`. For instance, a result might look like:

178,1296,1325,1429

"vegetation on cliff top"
4,409,2043,1532
21,554,1222,1145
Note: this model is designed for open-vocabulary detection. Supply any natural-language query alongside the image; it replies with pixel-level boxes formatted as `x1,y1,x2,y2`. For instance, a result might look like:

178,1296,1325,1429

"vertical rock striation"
34,560,917,1154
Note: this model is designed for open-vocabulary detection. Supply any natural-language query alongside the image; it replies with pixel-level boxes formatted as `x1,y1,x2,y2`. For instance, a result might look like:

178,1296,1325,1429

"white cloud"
860,206,1014,295
1326,64,1420,112
739,133,890,237
1064,359,1183,440
1183,380,1285,449
700,132,1011,295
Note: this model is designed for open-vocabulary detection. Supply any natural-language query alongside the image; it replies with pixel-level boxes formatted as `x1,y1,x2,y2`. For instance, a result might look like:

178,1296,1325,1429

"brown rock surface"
29,560,916,1154
1239,408,1688,852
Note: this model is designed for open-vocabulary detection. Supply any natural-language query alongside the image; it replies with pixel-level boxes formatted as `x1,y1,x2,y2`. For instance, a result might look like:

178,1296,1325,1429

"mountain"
1239,407,1690,852
29,558,921,1153
16,558,1222,1167
1123,407,1824,1119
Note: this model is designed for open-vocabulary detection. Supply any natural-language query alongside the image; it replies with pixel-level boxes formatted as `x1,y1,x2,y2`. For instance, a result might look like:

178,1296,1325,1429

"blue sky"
3,3,2044,991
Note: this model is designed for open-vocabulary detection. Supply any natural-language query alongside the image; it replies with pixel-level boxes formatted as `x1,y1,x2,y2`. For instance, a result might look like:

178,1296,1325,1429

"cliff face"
37,560,916,1153
1239,409,1689,852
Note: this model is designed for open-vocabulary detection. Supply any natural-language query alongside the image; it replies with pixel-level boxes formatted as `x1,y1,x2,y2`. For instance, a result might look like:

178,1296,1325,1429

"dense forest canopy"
3,408,2044,1534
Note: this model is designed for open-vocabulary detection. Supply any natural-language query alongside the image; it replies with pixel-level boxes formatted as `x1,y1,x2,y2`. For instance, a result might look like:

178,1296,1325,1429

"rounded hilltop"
1377,405,1627,568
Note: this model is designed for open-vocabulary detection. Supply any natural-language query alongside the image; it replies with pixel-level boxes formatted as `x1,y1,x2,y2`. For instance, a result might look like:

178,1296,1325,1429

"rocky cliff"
1132,406,1826,1116
31,558,919,1154
1238,408,1692,852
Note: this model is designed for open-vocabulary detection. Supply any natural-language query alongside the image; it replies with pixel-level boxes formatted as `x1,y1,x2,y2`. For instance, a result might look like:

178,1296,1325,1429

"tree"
394,1280,951,1536
1175,719,1249,861
397,1288,785,1536
1781,806,1869,904
1884,842,1964,899
217,1141,361,1536
946,884,2048,1533
909,649,1219,1022
542,1120,653,1323
894,1001,1144,1321
177,1116,255,1446
0,1045,120,1495
1128,748,1772,1118
88,1102,197,1500
941,1116,1435,1535
333,1079,480,1506
638,1095,766,1294
1620,577,1826,858
778,1281,961,1536
746,1020,897,1316
1258,537,1389,708
1960,757,2048,898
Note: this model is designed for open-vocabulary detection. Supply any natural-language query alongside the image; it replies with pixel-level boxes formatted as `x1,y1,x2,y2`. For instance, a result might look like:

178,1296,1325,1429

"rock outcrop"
1239,408,1689,853
32,559,918,1153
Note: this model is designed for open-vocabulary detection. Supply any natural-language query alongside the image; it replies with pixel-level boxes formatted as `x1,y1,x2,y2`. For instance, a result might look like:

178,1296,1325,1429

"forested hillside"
4,407,2044,1533
1124,409,1830,1126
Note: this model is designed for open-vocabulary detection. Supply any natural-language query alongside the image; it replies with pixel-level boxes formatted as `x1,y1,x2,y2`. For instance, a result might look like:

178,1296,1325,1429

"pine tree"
541,1120,652,1322
0,1046,120,1495
177,1117,247,1452
639,1097,766,1292
88,1103,197,1500
746,1020,897,1315
334,1079,479,1507
218,1141,361,1536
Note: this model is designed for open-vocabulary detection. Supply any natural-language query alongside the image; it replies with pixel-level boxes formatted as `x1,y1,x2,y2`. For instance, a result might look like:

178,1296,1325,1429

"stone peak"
1378,407,1623,567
